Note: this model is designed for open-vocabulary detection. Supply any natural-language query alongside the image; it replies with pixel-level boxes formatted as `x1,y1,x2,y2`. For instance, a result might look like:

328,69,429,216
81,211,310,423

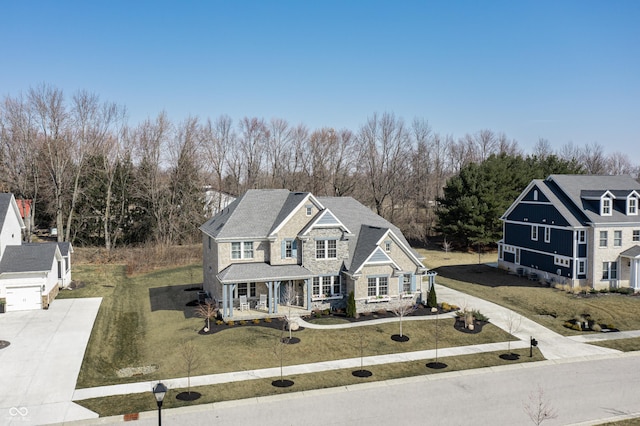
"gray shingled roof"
620,245,640,258
547,175,640,225
0,243,60,273
200,189,293,239
218,263,313,283
317,196,422,272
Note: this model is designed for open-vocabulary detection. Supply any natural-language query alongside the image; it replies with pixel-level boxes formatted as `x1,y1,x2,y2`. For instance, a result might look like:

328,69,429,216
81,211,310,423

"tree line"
1,84,638,249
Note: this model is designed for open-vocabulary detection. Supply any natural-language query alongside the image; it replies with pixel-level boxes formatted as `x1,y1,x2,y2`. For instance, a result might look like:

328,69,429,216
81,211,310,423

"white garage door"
6,286,42,312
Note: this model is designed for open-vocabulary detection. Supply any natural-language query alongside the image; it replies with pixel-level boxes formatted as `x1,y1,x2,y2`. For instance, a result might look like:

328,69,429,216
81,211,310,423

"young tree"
272,323,294,388
523,385,557,425
504,311,523,357
350,329,372,377
426,284,437,309
196,301,218,332
178,340,202,400
391,299,417,341
280,281,299,342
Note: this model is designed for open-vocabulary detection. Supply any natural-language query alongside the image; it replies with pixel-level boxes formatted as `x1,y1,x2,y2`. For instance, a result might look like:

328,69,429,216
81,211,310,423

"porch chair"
239,295,250,311
257,293,267,311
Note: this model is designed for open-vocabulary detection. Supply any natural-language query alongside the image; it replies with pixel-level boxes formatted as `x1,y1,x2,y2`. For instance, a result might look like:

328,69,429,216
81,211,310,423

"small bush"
376,309,387,316
239,320,247,325
472,310,489,322
264,317,272,323
322,309,330,316
346,291,357,318
592,323,602,332
216,320,224,326
226,320,235,326
252,318,261,324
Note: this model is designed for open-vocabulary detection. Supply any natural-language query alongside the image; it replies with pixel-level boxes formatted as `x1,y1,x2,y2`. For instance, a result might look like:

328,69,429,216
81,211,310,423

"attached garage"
6,286,42,312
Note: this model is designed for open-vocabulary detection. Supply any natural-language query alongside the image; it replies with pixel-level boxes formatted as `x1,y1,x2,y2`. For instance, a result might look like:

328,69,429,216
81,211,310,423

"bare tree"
272,323,294,387
196,301,218,331
202,115,233,199
350,328,372,377
28,84,71,242
179,340,202,397
280,281,298,342
237,116,268,190
357,112,411,219
581,142,607,175
606,151,637,176
524,385,558,425
505,311,522,355
391,299,417,341
474,129,498,161
532,138,553,159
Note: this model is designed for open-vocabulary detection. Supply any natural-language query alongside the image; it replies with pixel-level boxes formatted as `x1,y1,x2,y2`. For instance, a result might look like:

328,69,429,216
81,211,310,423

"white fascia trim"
502,219,571,231
300,208,351,236
375,229,424,267
270,193,325,237
354,248,401,275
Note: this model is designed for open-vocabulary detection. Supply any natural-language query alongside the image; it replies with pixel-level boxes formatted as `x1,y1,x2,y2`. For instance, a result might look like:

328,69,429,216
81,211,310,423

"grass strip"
76,347,544,417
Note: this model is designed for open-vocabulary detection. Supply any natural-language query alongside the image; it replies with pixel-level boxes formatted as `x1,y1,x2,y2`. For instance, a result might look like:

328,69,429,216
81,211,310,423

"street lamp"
152,382,167,426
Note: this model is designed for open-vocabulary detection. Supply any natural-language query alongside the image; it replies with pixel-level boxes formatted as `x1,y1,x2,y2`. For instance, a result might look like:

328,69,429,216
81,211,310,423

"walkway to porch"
222,304,310,321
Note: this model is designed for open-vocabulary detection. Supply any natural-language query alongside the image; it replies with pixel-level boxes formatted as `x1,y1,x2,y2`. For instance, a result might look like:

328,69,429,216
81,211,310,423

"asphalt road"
84,352,640,426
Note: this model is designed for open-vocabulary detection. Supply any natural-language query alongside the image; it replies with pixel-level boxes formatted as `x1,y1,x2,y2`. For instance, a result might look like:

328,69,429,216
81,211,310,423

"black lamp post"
152,382,167,426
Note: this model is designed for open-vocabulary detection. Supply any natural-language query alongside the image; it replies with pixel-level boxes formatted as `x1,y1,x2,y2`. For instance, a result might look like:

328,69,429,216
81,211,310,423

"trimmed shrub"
264,317,272,323
346,291,357,318
216,320,224,326
226,320,235,326
239,320,247,325
252,318,261,324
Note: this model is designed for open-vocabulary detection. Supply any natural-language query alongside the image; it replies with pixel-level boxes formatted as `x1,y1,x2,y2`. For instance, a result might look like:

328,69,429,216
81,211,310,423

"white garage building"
0,194,72,313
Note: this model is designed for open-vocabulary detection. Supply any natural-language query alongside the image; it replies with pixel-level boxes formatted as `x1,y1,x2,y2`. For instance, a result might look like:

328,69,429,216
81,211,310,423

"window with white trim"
599,231,608,248
531,225,538,241
629,197,638,215
578,260,586,275
602,262,617,280
306,205,313,216
515,248,520,265
367,276,388,297
231,241,254,259
578,230,586,244
385,241,392,252
634,230,640,242
316,239,337,259
614,230,622,247
601,196,612,216
402,275,411,293
544,226,551,243
312,276,341,298
554,256,570,267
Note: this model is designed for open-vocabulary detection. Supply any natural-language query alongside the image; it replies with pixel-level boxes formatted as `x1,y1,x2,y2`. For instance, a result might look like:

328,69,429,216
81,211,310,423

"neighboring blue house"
498,175,640,291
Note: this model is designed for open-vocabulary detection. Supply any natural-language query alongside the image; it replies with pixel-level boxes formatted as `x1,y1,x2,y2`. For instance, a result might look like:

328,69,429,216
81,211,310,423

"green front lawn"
63,263,517,389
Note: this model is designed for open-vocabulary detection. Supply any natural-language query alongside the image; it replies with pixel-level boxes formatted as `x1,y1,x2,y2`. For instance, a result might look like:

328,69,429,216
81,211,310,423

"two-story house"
200,189,428,318
0,193,73,312
498,175,640,291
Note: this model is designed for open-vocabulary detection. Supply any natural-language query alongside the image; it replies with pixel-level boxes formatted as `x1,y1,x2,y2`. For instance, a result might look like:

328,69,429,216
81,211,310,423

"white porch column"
632,259,640,290
306,278,311,309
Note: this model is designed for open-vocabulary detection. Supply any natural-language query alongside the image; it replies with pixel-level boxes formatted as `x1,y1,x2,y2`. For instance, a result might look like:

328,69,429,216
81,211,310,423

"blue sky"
2,1,639,163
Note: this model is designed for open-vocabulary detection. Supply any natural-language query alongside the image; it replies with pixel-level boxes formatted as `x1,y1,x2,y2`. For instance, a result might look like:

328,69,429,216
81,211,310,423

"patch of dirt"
116,365,158,378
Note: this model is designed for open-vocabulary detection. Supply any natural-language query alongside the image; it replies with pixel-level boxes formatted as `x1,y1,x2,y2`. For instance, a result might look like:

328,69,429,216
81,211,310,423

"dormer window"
601,195,612,216
628,195,638,216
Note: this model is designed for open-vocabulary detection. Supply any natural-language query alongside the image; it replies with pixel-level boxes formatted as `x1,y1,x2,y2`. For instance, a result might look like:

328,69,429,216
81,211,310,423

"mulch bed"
391,334,410,342
426,361,447,369
272,379,294,388
176,391,201,401
499,353,521,361
453,318,487,334
198,317,305,335
352,369,373,377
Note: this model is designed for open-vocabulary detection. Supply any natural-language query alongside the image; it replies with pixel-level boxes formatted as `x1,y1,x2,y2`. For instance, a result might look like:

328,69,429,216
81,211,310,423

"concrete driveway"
0,297,102,425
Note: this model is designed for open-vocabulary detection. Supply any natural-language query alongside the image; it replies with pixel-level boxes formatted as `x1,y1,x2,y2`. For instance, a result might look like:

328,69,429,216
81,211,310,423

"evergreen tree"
436,153,583,248
426,284,437,308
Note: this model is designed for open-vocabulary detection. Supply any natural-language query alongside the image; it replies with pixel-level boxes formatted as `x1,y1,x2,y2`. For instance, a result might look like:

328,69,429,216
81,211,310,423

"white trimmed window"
313,275,341,297
578,230,586,244
578,260,586,275
531,225,538,241
306,205,313,216
231,241,254,259
554,256,570,267
614,230,622,247
634,230,640,242
367,276,389,297
628,197,638,215
602,262,618,280
385,240,392,252
599,231,608,248
601,196,612,216
316,239,337,259
544,226,551,243
402,275,412,293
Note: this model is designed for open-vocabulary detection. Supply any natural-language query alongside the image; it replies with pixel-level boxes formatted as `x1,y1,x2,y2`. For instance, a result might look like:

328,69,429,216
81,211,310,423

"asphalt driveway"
0,297,102,425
